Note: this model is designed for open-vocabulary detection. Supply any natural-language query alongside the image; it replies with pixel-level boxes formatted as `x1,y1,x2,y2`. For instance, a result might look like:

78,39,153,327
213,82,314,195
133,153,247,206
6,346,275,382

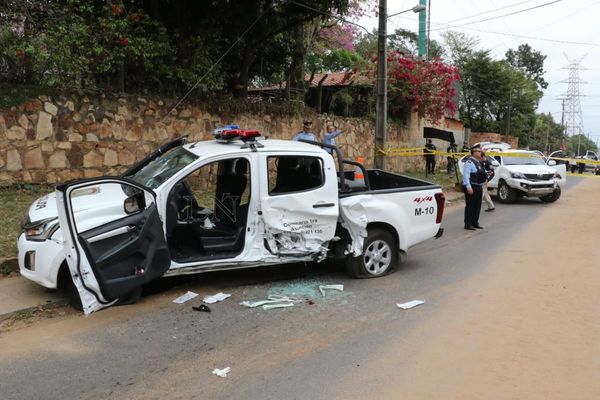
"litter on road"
262,303,295,310
172,291,199,304
319,284,344,296
192,304,211,312
240,295,298,310
397,300,425,309
212,367,231,378
203,292,231,304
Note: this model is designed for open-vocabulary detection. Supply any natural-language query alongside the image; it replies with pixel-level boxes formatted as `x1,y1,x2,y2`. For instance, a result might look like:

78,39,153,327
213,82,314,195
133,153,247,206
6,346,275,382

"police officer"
462,145,487,230
424,139,437,175
293,120,317,141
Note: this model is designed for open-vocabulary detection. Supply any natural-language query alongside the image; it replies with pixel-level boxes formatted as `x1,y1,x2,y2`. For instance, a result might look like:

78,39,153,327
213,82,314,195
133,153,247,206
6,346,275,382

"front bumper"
17,233,65,289
507,178,557,196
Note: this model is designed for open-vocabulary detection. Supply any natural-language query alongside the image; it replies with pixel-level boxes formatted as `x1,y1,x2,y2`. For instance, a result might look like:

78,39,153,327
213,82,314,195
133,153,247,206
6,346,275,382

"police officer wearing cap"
462,145,487,230
293,120,317,141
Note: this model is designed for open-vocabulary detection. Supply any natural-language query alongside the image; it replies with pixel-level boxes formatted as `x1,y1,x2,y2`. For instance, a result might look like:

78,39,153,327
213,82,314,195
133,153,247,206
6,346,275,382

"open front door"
56,178,170,315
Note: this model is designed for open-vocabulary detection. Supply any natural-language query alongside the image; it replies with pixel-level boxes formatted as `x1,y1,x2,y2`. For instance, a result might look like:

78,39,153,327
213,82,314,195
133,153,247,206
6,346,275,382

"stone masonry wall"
0,93,458,184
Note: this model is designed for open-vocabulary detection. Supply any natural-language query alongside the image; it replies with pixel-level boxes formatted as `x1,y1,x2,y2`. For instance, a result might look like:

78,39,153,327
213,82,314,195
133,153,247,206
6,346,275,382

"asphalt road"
0,177,585,400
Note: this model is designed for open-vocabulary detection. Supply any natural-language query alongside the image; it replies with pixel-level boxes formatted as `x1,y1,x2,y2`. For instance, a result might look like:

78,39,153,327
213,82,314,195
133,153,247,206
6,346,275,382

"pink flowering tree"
385,53,460,124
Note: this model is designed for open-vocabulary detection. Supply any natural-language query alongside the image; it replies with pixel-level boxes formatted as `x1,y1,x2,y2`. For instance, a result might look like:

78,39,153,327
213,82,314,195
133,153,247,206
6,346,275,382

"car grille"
524,173,554,181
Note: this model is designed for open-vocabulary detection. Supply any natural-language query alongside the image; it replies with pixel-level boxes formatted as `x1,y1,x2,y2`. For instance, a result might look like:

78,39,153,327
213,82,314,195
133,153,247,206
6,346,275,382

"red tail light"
434,192,445,224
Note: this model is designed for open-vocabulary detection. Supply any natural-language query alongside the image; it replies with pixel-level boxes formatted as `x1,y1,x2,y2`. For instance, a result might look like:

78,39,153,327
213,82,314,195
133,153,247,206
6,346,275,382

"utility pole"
417,0,427,58
375,0,387,170
506,91,512,137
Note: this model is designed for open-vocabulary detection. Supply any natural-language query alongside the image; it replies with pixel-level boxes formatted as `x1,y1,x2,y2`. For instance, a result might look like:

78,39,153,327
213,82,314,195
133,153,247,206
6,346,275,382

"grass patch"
401,170,461,191
0,184,54,261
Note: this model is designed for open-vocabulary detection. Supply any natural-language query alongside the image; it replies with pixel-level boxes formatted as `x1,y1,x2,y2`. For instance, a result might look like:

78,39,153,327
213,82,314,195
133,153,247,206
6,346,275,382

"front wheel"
497,181,517,203
540,186,561,203
345,228,398,278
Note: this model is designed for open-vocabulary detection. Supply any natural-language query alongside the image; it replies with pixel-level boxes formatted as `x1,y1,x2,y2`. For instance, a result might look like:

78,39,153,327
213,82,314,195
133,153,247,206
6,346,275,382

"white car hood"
27,185,115,224
503,164,557,174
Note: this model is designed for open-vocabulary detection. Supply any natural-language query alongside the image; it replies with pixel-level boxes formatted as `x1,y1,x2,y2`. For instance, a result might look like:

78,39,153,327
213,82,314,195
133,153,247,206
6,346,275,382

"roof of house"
248,70,372,92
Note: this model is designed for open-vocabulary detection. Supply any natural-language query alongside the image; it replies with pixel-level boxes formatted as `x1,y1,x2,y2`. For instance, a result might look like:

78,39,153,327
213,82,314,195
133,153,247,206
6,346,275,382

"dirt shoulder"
368,178,600,399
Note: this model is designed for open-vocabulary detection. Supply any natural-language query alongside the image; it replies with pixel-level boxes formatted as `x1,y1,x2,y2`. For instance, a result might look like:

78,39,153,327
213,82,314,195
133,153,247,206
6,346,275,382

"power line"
438,0,536,25
459,0,563,26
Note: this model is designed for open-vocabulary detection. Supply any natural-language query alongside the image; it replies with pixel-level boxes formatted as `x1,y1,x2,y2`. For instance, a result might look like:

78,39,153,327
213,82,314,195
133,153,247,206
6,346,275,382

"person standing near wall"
462,146,487,230
480,151,495,212
446,142,457,174
424,139,437,175
293,120,316,141
323,123,342,154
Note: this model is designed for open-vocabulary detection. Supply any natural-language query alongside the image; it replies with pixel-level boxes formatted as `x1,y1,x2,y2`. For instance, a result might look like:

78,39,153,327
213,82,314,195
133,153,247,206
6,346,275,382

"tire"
540,186,561,203
345,228,398,278
497,181,517,203
58,264,83,311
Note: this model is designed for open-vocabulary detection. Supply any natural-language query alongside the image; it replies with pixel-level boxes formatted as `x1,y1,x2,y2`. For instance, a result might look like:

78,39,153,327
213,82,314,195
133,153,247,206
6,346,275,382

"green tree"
529,113,564,152
568,134,597,156
505,43,548,90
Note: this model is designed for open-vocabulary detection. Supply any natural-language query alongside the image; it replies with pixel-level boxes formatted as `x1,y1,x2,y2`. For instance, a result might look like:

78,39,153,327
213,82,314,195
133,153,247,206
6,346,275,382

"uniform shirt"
462,158,485,189
324,130,342,153
293,131,316,141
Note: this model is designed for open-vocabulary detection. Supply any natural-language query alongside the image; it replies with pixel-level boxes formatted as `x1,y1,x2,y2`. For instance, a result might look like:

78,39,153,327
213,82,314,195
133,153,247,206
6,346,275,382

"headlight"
511,171,526,179
22,217,59,241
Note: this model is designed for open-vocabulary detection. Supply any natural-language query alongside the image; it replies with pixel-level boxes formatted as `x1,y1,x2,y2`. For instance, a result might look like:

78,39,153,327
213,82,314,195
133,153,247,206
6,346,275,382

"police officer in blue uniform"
462,145,487,230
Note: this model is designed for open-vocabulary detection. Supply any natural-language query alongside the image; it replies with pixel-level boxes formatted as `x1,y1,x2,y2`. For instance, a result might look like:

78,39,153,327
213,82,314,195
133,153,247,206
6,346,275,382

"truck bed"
341,169,440,196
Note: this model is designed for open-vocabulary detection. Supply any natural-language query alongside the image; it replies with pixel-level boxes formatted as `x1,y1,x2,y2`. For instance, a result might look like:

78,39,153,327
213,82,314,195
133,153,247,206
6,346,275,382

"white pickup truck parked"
459,149,565,203
19,130,445,314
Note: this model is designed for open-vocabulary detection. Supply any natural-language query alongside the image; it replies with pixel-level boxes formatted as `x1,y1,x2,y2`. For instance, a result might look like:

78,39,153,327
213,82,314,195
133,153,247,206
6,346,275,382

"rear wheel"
540,186,561,203
345,228,398,278
497,181,517,203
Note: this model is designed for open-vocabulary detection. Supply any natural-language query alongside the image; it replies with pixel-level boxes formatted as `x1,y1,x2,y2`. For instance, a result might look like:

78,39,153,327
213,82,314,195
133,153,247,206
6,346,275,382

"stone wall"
0,92,461,184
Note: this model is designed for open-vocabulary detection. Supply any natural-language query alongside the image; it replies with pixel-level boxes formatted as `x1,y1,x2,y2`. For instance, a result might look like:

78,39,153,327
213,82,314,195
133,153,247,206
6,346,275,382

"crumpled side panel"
338,196,369,257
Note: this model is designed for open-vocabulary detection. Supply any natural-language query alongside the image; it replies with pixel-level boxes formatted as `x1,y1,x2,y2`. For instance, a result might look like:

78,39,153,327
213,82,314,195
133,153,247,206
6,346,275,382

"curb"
0,299,69,323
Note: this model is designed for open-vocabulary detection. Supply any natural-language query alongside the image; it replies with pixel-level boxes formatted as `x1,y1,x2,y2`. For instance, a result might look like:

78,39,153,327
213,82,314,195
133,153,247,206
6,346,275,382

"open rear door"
56,178,171,315
548,151,567,186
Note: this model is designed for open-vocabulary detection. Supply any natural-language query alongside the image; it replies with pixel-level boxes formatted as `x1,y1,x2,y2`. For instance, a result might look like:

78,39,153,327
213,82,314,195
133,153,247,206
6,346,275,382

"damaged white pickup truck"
18,129,445,314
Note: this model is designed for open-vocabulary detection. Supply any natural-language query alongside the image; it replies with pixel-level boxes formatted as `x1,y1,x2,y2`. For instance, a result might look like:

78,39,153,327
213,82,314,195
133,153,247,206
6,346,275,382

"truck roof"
182,138,328,158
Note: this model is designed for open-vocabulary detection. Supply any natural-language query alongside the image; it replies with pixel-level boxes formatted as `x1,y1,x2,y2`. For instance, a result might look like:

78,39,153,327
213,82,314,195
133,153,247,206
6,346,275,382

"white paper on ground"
172,291,199,304
396,300,425,309
203,292,232,304
319,284,344,296
212,367,231,378
262,302,294,310
240,295,298,309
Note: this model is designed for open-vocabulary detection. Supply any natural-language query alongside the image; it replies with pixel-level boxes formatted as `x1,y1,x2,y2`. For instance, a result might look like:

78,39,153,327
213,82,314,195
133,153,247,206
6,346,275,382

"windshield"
129,147,198,189
502,155,545,166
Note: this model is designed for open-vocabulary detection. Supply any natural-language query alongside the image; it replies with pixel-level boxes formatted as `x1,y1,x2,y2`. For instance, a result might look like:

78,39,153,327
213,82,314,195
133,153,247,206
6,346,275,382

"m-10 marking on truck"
415,206,435,216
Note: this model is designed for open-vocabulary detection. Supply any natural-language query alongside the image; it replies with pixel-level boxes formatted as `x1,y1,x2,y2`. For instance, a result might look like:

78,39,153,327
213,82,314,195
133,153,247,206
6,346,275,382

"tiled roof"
249,71,372,91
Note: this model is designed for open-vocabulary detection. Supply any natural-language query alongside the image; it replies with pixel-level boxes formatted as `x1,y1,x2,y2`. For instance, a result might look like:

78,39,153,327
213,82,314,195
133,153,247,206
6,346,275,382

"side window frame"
266,155,325,196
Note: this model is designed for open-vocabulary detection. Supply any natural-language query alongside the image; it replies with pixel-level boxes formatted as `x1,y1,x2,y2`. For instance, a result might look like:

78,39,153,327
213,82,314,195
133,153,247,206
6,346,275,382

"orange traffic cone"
355,157,365,182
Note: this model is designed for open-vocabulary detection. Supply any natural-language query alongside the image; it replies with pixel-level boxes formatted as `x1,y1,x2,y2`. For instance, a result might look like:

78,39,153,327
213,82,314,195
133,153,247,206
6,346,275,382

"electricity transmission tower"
561,54,587,154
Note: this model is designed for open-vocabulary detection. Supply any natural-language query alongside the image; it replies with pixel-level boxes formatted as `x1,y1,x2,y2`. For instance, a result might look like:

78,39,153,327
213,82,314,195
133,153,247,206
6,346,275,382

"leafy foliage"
442,31,546,147
385,53,460,124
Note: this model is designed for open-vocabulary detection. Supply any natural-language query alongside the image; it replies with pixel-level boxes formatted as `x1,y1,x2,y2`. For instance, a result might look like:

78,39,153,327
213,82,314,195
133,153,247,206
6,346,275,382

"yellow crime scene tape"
376,146,600,166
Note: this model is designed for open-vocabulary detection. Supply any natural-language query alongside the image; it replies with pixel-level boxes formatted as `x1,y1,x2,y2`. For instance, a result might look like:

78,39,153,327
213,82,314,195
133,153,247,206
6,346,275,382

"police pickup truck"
18,129,445,314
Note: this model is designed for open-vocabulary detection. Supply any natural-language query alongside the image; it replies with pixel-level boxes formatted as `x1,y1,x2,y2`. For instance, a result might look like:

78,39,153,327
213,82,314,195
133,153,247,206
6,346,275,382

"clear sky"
360,0,600,145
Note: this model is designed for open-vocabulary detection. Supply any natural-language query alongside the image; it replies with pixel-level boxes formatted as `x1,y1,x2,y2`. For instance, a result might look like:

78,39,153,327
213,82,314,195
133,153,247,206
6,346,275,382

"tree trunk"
232,46,256,98
288,23,307,102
